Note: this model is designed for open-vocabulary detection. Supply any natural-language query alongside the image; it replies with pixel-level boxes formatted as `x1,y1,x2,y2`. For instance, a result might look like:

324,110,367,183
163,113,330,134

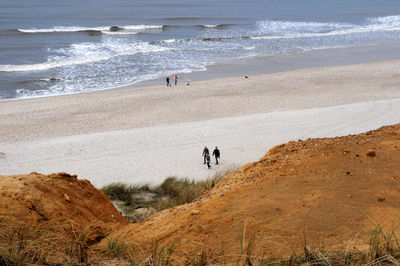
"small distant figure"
206,154,211,169
166,77,170,87
174,74,178,85
186,79,190,86
202,146,209,164
212,146,220,165
245,75,249,79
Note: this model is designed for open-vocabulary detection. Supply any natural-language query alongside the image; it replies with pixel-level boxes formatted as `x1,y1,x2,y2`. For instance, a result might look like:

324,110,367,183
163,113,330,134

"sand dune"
108,124,400,261
2,124,400,263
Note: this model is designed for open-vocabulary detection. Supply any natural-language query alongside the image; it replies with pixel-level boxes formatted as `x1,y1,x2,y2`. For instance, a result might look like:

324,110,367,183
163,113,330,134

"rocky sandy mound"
106,124,400,262
0,172,128,245
2,125,400,263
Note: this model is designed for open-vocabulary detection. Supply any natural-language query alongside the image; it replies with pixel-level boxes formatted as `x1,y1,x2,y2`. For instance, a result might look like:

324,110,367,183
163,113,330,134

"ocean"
1,0,400,100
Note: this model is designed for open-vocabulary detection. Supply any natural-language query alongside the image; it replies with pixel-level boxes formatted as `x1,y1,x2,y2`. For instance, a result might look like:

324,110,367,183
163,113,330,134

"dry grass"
102,166,238,223
93,217,400,265
99,168,400,265
0,218,63,265
3,214,400,265
0,218,110,265
3,166,400,264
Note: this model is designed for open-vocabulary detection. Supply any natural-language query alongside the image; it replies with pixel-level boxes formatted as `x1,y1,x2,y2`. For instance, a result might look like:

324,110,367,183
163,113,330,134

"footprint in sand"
0,152,6,159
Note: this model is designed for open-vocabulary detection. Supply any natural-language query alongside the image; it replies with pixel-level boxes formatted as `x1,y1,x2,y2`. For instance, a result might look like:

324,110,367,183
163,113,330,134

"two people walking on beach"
166,75,178,86
202,146,220,169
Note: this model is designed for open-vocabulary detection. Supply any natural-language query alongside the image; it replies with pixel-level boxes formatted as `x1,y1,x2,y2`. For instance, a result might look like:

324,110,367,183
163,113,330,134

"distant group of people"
166,75,178,86
166,75,190,86
202,146,220,169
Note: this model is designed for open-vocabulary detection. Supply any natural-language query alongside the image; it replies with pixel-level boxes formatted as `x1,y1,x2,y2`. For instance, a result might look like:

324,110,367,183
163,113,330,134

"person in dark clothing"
212,146,220,164
202,146,209,164
166,77,170,87
206,154,211,169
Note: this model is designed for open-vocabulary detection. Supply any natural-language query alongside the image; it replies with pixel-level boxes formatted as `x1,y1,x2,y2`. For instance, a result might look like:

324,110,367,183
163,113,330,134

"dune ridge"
102,123,400,262
1,124,400,264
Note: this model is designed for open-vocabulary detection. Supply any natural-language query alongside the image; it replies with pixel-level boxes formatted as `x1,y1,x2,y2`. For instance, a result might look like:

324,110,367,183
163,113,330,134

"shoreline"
136,41,400,88
1,57,400,187
2,41,400,103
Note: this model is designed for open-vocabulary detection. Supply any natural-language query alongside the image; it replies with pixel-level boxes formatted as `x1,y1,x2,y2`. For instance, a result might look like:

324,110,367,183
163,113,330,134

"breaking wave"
252,15,400,40
0,41,172,72
101,31,139,35
17,24,163,34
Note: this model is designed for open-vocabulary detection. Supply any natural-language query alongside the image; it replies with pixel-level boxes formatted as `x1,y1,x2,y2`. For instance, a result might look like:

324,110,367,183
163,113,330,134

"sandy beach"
1,59,400,187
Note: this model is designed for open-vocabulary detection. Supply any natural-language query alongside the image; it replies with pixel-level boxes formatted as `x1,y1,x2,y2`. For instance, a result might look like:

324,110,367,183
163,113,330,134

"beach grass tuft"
3,213,400,264
104,233,131,258
101,166,238,222
0,218,110,265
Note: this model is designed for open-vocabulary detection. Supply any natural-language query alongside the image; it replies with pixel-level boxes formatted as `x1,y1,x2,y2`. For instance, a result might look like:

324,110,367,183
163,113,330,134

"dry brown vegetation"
101,166,237,223
100,124,400,263
0,172,127,265
1,124,400,265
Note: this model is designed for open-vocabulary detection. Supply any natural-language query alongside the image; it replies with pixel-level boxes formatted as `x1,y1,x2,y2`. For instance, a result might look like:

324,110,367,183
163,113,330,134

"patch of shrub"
102,166,238,222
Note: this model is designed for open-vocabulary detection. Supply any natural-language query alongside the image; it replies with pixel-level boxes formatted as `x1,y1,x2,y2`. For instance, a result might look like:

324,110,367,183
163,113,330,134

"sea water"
0,0,400,99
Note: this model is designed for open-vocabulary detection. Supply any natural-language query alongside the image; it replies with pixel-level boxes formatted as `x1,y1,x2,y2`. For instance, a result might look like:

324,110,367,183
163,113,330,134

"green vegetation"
104,232,131,258
102,166,238,223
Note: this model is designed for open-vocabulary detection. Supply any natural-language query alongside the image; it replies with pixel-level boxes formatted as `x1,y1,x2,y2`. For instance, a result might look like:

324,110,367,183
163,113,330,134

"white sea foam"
252,16,400,40
368,15,400,26
18,26,109,33
13,63,205,100
101,31,139,35
162,39,176,43
17,24,163,33
203,24,218,28
7,14,400,100
0,56,112,72
251,26,400,40
0,40,172,72
123,25,163,30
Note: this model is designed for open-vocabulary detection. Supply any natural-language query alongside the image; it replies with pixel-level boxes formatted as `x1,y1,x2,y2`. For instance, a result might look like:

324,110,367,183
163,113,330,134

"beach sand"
1,59,400,187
